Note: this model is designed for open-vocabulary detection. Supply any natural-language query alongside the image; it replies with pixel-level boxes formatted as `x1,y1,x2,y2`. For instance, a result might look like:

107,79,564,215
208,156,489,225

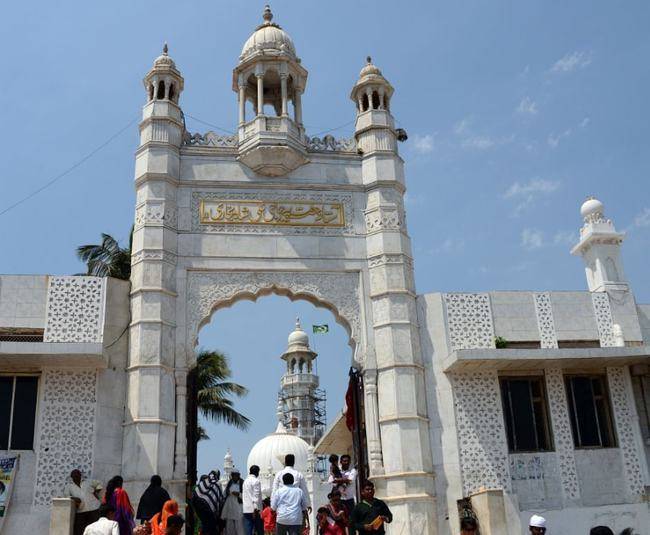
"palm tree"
76,229,132,280
195,349,250,431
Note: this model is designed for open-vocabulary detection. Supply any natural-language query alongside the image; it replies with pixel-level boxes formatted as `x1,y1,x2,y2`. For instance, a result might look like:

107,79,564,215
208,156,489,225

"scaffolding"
278,383,327,447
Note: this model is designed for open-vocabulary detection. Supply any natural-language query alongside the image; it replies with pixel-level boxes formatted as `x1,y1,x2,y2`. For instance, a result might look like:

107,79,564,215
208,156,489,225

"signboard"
0,456,18,532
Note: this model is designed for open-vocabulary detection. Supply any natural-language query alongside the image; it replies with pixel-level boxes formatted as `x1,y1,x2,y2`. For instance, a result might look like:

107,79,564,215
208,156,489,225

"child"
328,454,344,494
317,507,344,535
260,497,276,535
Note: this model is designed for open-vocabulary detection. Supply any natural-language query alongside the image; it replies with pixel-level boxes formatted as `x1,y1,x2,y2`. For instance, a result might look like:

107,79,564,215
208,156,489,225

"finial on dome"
366,56,372,64
263,5,273,24
276,399,284,422
295,317,301,330
163,42,168,55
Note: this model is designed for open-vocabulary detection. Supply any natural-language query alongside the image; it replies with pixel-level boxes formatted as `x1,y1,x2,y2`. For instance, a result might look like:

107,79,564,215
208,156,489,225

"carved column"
256,74,264,116
280,74,288,117
362,368,384,474
238,84,246,124
174,368,188,478
294,87,303,125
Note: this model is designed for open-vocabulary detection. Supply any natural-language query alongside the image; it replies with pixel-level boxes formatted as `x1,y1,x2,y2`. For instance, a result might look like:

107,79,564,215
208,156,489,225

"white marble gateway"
0,6,649,535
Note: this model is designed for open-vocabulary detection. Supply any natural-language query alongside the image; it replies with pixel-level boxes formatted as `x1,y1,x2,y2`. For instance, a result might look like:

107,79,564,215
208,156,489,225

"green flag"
312,324,329,334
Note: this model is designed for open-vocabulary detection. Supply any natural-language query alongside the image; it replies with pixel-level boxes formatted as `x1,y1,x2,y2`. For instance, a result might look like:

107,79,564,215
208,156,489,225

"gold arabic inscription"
199,199,345,227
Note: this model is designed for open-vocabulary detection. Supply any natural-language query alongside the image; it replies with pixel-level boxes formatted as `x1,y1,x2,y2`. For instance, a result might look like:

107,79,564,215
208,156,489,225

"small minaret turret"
351,57,404,157
571,196,628,292
278,318,323,445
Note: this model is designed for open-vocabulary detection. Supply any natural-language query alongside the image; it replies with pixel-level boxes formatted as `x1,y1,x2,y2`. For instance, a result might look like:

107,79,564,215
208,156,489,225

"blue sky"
1,1,649,473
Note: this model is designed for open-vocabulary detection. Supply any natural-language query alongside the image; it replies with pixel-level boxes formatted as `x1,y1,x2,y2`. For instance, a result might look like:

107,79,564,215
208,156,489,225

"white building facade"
0,6,648,535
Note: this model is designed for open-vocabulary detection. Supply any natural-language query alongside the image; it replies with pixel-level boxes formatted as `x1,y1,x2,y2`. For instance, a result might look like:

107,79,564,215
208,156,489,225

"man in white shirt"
242,465,263,535
271,473,308,535
82,504,119,535
327,454,357,513
65,469,102,535
272,454,311,510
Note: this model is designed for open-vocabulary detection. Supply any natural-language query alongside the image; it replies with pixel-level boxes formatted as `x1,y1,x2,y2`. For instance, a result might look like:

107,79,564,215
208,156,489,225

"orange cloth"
260,506,276,532
150,499,179,535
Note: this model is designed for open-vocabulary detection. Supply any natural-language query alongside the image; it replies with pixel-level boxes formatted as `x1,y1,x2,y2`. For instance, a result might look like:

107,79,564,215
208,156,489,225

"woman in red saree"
103,476,135,535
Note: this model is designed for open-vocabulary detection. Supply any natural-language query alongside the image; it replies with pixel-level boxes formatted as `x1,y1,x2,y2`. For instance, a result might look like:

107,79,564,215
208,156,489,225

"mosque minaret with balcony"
278,318,326,446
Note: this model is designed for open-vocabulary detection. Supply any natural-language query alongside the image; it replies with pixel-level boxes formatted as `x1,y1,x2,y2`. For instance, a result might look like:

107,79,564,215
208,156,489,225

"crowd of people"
65,471,184,535
65,465,639,534
65,452,392,535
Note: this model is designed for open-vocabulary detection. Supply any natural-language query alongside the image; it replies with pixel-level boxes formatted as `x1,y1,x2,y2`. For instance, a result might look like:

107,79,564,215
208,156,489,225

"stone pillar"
294,88,303,125
238,85,246,124
256,74,264,116
280,74,288,116
126,75,183,499
470,490,508,535
174,368,188,478
49,497,75,535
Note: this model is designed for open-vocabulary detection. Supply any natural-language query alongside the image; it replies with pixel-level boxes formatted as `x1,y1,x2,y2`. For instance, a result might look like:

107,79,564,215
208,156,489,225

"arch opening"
187,292,367,534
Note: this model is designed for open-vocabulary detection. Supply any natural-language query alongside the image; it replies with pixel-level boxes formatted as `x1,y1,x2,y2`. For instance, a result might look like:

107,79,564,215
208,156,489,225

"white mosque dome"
287,318,310,349
580,196,604,220
247,421,310,475
240,6,296,61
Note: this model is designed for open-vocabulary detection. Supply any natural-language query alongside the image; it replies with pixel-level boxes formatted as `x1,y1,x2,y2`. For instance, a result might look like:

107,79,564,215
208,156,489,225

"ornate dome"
153,43,176,68
240,6,296,61
247,420,310,475
287,318,310,349
359,56,382,78
580,196,605,221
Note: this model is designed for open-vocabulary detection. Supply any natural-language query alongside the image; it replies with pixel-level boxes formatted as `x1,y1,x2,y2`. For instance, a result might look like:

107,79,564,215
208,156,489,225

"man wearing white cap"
529,514,547,534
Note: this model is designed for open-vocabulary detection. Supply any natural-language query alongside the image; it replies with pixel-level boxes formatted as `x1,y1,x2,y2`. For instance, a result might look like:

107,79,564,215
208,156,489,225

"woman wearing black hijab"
136,475,171,523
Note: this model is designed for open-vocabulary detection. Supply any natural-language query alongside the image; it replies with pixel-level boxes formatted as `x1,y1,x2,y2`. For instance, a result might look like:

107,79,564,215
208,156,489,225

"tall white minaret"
278,318,324,446
571,196,628,292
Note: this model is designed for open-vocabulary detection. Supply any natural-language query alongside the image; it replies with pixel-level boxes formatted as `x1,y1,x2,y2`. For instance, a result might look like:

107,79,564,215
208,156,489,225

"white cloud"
437,237,465,254
461,136,496,150
412,134,435,154
516,96,538,115
553,230,576,246
504,179,561,200
580,117,590,128
634,207,650,228
547,128,572,148
453,118,470,136
504,178,561,214
453,117,512,151
550,51,592,73
521,228,544,250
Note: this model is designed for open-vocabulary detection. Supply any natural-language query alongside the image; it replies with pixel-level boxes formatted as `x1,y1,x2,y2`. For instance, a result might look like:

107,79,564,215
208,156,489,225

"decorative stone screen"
43,276,105,343
450,370,511,496
443,293,495,350
544,368,580,500
591,292,616,347
607,366,645,497
534,292,558,349
33,369,97,507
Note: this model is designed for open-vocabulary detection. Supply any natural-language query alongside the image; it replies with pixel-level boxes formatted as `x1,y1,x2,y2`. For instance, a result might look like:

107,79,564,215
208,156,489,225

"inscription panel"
199,199,345,227
191,191,355,235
